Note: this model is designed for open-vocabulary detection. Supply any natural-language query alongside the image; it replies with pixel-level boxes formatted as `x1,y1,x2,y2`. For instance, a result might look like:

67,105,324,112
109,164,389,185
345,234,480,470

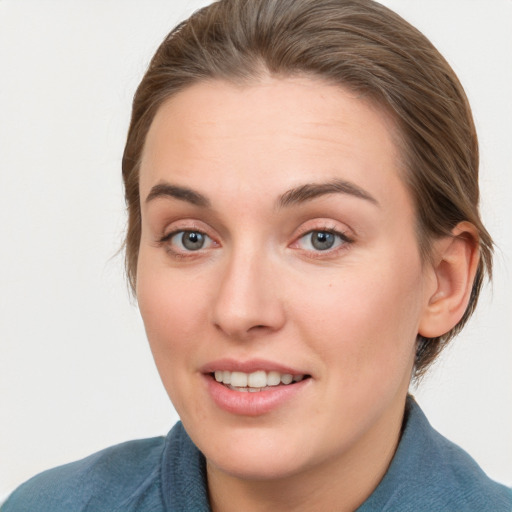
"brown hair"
122,0,493,378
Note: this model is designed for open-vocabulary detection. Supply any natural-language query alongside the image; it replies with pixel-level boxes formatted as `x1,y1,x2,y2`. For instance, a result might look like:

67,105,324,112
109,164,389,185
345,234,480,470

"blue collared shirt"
2,397,511,511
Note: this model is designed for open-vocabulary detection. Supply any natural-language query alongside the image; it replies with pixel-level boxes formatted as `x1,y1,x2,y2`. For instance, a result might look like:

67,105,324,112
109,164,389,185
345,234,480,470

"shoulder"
411,423,512,511
360,396,512,511
1,434,168,512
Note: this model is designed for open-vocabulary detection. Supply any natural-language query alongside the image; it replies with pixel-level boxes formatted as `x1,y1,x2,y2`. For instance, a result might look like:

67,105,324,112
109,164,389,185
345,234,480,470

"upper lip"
200,358,309,376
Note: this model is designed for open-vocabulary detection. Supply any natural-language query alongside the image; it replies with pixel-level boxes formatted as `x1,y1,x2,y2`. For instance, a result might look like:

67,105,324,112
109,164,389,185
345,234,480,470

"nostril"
246,324,273,335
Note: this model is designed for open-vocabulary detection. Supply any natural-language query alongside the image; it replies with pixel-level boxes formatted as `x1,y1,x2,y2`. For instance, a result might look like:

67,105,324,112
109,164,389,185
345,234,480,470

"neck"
207,395,407,512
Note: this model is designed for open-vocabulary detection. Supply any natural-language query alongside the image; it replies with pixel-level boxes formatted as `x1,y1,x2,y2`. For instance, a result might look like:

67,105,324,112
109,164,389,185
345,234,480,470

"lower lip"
204,374,310,416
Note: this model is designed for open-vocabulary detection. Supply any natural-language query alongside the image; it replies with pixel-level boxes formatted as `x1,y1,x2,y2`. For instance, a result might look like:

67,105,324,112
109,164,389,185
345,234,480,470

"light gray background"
1,0,511,500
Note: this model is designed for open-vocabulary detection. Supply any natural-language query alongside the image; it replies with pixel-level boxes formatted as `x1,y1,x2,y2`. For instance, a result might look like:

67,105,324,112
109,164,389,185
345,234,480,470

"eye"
296,230,350,252
163,230,214,252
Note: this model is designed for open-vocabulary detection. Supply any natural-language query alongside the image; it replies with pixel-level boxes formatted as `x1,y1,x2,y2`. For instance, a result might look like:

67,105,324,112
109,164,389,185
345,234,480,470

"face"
137,77,436,482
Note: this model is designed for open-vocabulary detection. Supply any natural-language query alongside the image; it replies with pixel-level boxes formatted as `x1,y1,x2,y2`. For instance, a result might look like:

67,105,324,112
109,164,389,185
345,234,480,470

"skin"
136,77,476,511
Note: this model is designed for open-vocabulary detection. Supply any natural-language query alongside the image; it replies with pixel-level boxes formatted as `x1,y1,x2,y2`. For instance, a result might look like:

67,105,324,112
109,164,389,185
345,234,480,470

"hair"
122,0,493,378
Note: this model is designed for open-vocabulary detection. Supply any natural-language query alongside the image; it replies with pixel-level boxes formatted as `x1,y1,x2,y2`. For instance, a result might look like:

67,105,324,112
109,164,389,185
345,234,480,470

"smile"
213,370,307,392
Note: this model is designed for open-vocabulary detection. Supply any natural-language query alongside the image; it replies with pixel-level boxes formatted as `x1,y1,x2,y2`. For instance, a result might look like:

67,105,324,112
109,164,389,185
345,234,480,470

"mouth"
210,370,311,392
203,362,312,415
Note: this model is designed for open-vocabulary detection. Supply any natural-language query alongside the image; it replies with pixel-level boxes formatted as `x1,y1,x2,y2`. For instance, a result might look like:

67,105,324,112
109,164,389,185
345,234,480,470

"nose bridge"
211,238,284,339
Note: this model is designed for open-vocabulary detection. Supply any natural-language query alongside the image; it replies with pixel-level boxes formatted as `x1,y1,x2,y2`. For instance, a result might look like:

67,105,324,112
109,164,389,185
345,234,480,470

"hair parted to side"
122,0,493,378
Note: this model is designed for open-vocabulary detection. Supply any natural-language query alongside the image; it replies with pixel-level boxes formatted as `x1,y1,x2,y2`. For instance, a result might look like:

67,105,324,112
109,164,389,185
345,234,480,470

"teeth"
215,370,234,384
213,370,306,390
281,374,293,385
248,370,266,388
230,371,247,387
267,371,281,386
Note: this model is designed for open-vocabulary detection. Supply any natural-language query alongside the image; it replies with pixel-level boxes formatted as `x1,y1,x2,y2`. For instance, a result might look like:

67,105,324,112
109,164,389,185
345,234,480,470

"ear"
418,222,480,338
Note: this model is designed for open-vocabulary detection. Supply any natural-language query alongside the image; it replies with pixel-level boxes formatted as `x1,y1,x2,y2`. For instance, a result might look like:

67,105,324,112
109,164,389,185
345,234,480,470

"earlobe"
418,222,480,338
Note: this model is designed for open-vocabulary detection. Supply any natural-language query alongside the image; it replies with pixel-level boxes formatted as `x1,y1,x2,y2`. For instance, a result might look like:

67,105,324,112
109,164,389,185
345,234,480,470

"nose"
211,246,286,340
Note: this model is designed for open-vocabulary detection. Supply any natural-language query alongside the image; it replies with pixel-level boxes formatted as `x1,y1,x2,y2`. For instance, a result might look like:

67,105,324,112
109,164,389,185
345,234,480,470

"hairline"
131,70,439,272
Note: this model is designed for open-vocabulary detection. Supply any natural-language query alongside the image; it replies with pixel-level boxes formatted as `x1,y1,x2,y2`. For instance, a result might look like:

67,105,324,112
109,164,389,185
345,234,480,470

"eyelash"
158,229,216,259
157,225,354,259
293,228,354,258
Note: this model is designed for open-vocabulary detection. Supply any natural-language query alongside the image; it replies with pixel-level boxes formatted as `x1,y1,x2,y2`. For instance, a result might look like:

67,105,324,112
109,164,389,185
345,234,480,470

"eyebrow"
144,178,378,209
278,179,379,208
145,183,211,207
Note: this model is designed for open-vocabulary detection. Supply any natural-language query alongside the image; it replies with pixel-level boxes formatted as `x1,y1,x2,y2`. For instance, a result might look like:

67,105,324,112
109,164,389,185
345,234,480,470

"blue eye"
310,231,335,250
298,230,349,251
166,230,212,251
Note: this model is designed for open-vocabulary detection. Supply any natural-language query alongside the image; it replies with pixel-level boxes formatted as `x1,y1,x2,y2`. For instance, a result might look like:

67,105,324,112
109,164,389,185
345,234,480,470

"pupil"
311,231,334,250
182,232,204,250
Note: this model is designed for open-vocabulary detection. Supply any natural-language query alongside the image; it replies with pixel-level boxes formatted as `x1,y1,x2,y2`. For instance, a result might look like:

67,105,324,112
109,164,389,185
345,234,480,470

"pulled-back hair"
122,0,493,378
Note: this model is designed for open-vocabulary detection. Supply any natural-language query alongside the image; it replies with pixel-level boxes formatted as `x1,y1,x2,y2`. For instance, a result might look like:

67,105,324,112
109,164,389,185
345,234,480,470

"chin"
207,448,310,482
189,420,319,481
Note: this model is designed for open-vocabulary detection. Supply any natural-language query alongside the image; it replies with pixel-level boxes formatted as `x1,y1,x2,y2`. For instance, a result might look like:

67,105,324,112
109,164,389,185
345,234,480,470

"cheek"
136,254,209,364
138,248,199,317
293,253,425,379
136,258,210,415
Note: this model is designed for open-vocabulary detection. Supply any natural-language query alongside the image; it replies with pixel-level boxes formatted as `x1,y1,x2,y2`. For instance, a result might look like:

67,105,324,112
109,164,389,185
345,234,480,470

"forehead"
139,76,408,210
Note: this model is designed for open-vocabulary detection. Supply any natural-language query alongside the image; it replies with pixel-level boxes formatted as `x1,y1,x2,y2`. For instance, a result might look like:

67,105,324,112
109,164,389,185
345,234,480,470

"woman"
2,0,511,510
